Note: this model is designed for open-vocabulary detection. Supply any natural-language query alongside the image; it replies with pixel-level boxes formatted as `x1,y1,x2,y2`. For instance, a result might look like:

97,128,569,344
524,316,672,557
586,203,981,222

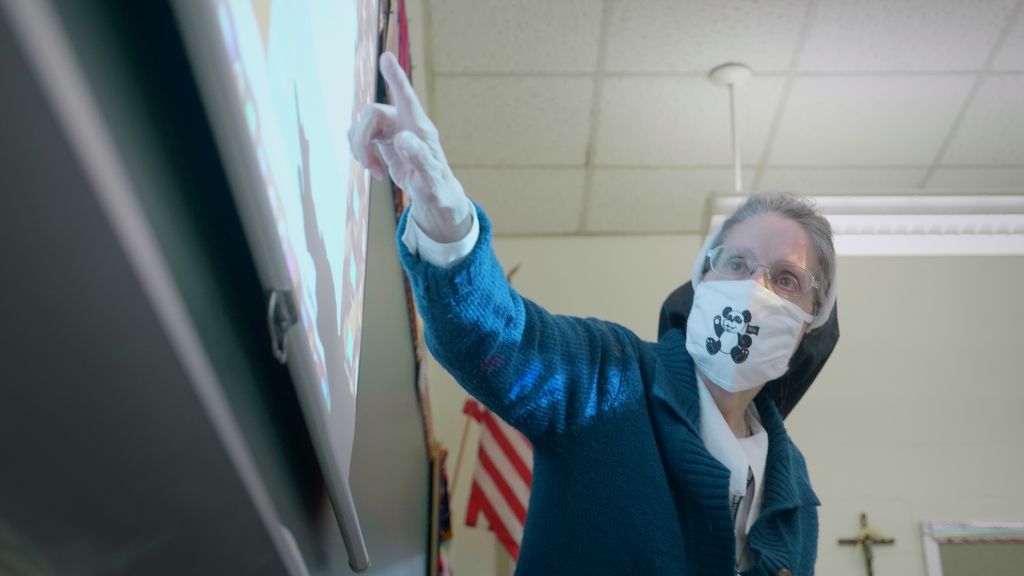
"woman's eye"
776,273,799,291
726,259,746,273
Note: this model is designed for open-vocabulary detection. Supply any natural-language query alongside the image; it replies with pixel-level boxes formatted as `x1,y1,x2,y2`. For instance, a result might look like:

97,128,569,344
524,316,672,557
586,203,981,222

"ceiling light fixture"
708,194,1024,255
705,63,1024,256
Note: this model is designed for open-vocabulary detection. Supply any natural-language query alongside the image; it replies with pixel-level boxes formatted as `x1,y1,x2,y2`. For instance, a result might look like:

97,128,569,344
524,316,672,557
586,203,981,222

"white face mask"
685,280,813,393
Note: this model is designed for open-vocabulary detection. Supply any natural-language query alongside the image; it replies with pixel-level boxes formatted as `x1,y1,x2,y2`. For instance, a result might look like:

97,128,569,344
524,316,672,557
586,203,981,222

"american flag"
463,399,533,559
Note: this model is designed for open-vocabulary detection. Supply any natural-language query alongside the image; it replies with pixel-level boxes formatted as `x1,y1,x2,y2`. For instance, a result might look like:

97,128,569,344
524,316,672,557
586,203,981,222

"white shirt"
403,205,770,569
696,378,769,571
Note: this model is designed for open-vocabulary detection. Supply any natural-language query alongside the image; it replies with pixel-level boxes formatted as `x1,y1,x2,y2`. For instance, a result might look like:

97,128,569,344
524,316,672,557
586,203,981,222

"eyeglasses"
706,245,820,302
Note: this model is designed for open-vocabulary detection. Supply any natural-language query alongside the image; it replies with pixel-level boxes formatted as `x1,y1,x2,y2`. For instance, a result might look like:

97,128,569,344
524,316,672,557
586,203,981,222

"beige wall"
789,255,1024,575
425,230,1024,575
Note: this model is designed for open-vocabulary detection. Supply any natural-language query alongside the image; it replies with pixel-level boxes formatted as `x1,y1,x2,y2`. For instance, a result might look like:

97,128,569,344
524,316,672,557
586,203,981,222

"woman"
350,53,838,576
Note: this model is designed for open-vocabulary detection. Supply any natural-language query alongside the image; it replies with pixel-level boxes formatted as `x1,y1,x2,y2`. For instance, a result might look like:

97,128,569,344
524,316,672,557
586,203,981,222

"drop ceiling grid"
424,0,1024,237
749,0,820,194
458,168,588,234
994,9,1024,70
587,168,757,234
601,0,810,73
576,0,614,234
797,0,1019,72
941,76,1024,165
433,76,595,166
918,0,1024,187
428,0,604,74
769,76,977,166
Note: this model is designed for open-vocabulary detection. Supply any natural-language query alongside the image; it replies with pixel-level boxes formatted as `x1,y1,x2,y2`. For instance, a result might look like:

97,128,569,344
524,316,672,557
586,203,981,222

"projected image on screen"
214,0,375,433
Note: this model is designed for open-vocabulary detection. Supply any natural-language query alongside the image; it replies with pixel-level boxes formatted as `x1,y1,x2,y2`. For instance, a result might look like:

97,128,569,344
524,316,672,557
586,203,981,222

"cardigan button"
776,570,792,576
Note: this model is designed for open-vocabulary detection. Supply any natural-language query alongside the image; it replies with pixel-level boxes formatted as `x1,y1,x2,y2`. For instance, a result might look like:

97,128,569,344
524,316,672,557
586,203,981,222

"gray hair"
708,193,836,322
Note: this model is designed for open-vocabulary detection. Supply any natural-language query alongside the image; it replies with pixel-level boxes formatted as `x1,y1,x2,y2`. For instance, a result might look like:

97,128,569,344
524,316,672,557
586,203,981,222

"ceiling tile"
944,76,1024,165
430,0,603,73
586,168,753,233
594,76,785,166
759,168,928,192
433,77,594,166
928,168,1024,190
770,76,974,165
993,13,1024,71
800,0,1017,71
603,0,809,73
458,168,586,235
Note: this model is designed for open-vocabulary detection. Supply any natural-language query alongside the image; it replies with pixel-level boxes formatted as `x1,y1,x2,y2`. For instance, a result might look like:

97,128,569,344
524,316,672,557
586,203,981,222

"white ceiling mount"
708,62,753,87
708,63,753,194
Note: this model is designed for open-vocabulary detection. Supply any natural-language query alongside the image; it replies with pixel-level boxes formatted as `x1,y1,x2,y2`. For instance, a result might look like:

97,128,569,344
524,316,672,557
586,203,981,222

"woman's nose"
750,266,770,287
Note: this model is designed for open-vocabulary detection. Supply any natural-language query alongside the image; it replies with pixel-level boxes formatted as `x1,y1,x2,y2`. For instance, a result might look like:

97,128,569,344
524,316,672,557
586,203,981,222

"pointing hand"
348,53,471,243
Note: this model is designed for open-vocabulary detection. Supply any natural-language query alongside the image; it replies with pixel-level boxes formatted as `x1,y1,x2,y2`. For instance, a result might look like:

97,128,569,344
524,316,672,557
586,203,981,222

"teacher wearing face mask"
350,53,839,576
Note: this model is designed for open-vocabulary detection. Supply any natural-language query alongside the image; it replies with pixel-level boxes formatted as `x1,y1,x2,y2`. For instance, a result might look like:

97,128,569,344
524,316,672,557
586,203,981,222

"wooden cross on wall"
838,512,895,576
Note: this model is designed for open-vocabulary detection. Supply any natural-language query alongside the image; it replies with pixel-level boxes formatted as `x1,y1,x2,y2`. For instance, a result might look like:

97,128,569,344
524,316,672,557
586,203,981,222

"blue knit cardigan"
399,205,820,576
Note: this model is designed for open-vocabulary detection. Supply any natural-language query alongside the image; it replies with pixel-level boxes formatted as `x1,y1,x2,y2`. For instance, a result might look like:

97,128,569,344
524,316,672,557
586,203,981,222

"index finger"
380,52,433,132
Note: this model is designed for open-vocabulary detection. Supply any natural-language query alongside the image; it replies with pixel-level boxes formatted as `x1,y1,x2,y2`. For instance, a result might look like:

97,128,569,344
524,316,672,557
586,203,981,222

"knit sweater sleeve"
397,203,643,442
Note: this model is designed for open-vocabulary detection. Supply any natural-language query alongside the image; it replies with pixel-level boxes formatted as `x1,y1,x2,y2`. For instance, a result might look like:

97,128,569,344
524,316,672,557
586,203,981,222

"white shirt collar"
696,377,765,498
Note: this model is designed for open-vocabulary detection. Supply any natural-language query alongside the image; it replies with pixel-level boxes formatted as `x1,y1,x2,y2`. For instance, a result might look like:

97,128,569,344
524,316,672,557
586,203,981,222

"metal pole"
709,62,751,195
730,84,742,194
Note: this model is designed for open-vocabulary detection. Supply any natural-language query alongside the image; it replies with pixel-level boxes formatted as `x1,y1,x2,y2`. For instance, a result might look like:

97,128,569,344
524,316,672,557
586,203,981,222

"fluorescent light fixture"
706,195,1024,256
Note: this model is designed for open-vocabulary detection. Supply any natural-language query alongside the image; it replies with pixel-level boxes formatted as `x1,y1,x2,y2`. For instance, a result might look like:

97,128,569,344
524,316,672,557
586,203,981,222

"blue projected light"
243,99,257,138
321,378,332,413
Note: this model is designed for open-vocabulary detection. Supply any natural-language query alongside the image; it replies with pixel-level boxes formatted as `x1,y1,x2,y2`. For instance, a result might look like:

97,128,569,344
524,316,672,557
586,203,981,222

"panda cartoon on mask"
705,306,760,364
685,280,813,394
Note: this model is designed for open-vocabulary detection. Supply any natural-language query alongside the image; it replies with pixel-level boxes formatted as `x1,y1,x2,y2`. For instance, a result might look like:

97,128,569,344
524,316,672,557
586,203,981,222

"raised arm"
349,54,644,442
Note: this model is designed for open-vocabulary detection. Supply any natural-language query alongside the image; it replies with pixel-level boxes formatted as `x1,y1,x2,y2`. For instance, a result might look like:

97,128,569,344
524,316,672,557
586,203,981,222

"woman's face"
704,213,820,316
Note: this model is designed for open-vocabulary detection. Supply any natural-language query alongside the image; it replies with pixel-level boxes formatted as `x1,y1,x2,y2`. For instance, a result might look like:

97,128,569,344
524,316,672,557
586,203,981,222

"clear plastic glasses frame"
706,245,820,302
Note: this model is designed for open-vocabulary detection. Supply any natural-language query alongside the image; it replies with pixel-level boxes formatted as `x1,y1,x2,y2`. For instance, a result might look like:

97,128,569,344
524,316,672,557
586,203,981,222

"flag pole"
429,445,446,576
450,411,473,496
